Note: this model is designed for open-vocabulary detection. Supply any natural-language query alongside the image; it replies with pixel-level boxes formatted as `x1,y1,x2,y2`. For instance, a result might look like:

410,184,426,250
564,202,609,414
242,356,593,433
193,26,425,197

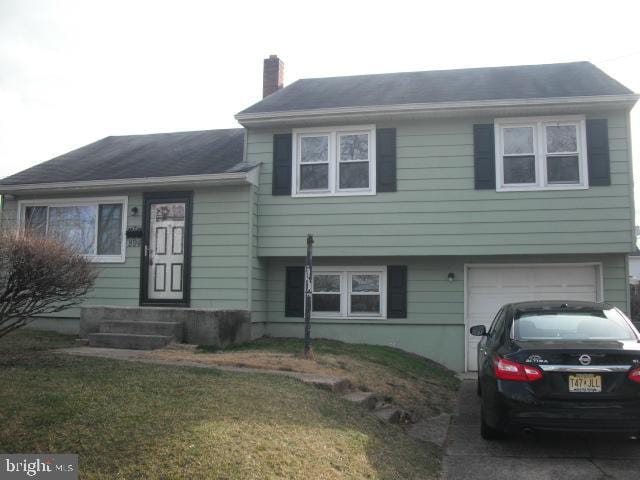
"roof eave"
0,169,260,195
235,94,639,126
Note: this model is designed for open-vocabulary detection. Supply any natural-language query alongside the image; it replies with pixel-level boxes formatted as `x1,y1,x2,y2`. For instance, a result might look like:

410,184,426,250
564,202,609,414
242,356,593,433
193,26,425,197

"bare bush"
0,230,97,338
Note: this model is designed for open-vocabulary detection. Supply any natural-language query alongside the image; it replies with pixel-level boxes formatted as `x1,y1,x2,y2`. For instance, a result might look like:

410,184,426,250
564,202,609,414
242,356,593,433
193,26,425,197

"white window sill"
496,184,589,193
311,315,387,321
292,190,377,198
86,255,126,264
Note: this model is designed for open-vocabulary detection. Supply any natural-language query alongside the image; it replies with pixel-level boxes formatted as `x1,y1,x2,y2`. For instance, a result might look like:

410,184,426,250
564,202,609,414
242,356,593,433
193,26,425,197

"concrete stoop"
86,318,183,350
80,306,251,350
88,333,173,350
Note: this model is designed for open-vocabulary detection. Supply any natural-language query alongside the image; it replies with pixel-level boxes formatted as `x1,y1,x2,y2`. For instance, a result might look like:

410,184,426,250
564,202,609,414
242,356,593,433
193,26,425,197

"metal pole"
303,234,314,356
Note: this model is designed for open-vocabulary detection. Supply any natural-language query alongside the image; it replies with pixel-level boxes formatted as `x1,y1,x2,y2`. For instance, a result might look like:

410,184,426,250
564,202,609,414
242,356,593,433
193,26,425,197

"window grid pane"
312,294,341,313
300,164,329,190
503,156,536,184
48,205,97,254
351,274,380,293
300,136,329,163
339,162,369,189
24,206,48,236
547,155,580,184
503,126,534,155
546,124,578,154
339,134,369,161
97,204,123,255
350,295,381,314
313,274,341,293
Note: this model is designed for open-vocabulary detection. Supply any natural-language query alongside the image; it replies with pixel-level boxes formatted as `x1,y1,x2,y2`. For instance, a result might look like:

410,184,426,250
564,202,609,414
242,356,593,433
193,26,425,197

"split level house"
1,57,638,371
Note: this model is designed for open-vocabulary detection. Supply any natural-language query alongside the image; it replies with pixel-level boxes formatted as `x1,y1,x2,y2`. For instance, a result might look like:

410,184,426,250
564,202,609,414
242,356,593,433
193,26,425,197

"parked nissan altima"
470,301,640,440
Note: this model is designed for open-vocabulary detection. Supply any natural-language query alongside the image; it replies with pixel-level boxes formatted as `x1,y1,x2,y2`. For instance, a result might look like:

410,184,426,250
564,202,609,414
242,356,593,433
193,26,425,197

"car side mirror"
470,325,487,336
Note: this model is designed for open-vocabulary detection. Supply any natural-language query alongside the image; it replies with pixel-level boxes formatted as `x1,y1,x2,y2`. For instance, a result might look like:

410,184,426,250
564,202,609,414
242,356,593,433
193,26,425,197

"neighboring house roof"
238,61,634,116
0,128,247,187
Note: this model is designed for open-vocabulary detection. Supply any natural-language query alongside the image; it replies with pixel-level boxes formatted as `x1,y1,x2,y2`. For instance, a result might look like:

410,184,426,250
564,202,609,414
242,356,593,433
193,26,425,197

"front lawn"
0,330,442,479
172,337,460,419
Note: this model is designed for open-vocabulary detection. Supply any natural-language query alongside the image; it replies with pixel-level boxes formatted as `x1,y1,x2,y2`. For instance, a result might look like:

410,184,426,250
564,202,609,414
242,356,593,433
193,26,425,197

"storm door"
141,193,192,305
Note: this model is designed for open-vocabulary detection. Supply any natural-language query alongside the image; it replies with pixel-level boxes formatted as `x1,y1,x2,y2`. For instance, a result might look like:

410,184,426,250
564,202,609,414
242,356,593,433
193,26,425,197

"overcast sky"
1,0,639,216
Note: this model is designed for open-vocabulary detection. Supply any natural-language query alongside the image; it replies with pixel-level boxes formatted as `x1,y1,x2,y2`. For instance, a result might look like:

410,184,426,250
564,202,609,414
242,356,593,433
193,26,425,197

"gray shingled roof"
239,62,634,115
0,128,247,186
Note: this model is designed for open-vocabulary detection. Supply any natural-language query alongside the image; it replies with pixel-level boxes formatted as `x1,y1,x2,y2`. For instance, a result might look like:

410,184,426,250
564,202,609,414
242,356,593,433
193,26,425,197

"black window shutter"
272,133,292,195
285,266,304,317
376,128,397,192
586,119,610,186
473,124,496,189
387,265,407,319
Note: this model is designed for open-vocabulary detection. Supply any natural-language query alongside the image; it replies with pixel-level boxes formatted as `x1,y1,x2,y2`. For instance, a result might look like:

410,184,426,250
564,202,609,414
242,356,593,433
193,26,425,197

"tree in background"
0,231,97,338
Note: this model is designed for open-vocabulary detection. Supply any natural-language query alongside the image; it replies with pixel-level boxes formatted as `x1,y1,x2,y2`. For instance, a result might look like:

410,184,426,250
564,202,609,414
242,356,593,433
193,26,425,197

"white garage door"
466,264,599,371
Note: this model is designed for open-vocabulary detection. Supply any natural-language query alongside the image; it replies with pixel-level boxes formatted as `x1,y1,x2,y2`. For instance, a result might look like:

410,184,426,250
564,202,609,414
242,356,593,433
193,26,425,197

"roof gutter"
0,169,260,195
235,94,640,126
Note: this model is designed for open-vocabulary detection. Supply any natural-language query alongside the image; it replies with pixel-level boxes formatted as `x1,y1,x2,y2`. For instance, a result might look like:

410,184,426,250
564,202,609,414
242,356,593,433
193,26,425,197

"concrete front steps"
88,333,174,350
81,306,250,350
88,319,183,350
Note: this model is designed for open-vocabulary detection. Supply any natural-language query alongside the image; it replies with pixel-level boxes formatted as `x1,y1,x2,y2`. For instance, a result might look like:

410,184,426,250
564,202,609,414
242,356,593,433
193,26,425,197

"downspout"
626,108,637,315
244,129,254,314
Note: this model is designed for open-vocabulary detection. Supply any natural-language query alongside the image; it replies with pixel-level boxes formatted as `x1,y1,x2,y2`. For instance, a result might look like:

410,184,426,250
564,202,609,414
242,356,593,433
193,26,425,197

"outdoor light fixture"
447,273,455,282
130,206,139,216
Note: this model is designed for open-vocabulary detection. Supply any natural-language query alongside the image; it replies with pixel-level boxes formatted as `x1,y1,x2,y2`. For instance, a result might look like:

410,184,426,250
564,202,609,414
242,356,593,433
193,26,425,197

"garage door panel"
466,264,598,371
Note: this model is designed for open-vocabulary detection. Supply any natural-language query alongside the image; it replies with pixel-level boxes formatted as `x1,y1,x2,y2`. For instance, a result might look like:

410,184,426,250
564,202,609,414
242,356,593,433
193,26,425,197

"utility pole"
303,234,314,358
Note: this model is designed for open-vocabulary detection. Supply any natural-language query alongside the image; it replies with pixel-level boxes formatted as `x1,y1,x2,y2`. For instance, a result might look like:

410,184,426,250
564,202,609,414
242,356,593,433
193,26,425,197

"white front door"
466,264,599,371
148,202,186,301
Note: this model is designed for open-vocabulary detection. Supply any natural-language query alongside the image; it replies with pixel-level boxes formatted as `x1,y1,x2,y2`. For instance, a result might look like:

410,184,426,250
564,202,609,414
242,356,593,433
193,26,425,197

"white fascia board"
0,170,260,194
235,94,640,126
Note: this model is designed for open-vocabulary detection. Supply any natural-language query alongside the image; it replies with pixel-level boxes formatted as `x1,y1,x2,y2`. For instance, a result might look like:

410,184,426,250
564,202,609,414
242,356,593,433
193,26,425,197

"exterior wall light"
447,272,455,282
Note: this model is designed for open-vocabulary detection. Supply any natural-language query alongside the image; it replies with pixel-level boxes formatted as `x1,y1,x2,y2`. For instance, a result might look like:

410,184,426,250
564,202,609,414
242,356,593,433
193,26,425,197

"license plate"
568,374,602,393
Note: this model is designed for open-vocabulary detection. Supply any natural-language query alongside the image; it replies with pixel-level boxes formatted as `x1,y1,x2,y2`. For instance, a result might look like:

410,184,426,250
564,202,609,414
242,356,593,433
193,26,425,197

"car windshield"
514,309,637,341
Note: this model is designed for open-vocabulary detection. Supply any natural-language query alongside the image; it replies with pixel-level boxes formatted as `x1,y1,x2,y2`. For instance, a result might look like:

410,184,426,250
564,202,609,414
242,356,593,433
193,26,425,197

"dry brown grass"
145,340,458,419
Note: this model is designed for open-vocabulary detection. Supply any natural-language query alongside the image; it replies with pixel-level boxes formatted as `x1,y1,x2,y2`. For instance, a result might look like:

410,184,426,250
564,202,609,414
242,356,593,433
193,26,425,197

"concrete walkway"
443,380,640,480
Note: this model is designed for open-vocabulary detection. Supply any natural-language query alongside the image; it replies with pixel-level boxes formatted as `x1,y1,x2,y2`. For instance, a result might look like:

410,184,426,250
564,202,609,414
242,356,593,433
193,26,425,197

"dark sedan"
470,300,640,440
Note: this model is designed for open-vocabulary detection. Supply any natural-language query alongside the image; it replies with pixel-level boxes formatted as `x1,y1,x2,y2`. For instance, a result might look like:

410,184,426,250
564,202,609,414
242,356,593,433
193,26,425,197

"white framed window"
17,196,128,263
310,266,386,319
495,115,588,192
292,125,376,197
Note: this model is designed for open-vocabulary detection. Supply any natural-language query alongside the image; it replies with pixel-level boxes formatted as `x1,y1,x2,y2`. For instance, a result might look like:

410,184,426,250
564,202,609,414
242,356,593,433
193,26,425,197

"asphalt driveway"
443,380,640,480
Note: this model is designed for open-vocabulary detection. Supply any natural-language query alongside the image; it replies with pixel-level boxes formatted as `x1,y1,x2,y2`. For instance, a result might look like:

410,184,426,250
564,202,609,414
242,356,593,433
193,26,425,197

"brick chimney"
263,54,284,98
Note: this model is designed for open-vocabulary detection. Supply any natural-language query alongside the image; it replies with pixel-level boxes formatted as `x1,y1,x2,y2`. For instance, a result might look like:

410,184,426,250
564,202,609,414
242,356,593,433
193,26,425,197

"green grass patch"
0,330,441,479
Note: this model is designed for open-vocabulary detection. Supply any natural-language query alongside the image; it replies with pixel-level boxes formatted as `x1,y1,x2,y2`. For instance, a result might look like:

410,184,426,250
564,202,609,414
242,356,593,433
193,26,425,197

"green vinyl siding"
264,254,628,371
190,186,251,310
247,111,634,257
1,185,253,322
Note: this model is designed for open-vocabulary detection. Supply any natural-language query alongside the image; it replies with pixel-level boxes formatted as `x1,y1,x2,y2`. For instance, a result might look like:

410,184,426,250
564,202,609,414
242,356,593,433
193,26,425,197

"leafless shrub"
0,230,97,338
